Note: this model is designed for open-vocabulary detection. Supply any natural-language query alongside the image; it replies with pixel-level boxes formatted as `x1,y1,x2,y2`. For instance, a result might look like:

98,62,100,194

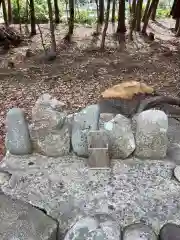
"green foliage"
156,8,170,18
74,9,96,24
10,0,171,25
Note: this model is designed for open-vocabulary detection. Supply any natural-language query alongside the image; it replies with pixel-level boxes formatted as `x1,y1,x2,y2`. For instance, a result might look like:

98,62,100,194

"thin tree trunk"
101,0,111,48
47,0,56,52
117,0,126,33
54,0,60,24
98,0,104,24
29,0,36,35
2,0,8,26
175,18,179,32
128,0,136,40
142,0,156,34
142,0,151,22
16,0,22,33
176,19,180,36
67,0,74,37
25,0,29,35
136,0,143,31
151,0,159,20
111,0,116,23
7,0,12,24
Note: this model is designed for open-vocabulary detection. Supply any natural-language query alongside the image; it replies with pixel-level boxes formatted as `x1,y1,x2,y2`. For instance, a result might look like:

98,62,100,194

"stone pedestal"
87,130,110,168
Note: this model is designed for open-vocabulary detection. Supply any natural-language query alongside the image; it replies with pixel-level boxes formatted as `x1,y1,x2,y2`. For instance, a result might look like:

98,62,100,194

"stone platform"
1,153,180,239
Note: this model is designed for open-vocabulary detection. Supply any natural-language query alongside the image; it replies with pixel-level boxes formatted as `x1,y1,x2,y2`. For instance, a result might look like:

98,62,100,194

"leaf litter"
0,19,180,160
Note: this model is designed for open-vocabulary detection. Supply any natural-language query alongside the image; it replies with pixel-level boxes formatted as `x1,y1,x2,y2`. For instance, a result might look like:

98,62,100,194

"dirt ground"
0,18,180,159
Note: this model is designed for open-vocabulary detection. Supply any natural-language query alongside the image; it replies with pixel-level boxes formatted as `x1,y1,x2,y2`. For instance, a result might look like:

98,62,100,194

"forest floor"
0,18,180,159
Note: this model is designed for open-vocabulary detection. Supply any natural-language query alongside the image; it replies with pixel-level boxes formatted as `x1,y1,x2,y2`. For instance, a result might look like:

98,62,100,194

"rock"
103,114,135,159
30,94,70,157
5,108,32,155
30,121,70,157
99,113,115,129
123,223,157,240
160,223,180,240
0,193,58,240
64,215,120,240
134,110,168,159
174,165,180,182
71,104,100,157
0,171,11,185
167,143,180,165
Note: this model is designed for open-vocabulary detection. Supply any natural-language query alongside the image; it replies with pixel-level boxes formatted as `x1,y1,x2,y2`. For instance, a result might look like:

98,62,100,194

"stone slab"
1,153,180,237
0,192,58,240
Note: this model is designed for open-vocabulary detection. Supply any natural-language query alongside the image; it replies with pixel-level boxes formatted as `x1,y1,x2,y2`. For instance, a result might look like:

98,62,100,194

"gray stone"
30,122,70,157
32,93,66,130
0,171,11,185
174,165,180,182
123,223,157,240
5,108,32,155
160,223,180,240
0,193,58,240
167,143,180,165
30,94,70,156
2,154,180,236
103,114,135,159
64,214,120,240
71,105,100,157
99,113,115,129
87,130,110,168
134,110,168,159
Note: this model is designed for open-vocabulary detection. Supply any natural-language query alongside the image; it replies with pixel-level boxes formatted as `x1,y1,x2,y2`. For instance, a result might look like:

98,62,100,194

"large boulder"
71,104,100,157
134,110,168,159
30,94,70,157
0,193,58,240
5,108,32,155
102,114,135,159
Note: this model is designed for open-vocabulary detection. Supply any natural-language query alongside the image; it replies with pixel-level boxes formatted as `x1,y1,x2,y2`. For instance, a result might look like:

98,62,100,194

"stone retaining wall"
5,93,169,167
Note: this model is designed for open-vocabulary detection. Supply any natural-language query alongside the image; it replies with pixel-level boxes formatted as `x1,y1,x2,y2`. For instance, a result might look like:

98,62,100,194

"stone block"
87,130,110,168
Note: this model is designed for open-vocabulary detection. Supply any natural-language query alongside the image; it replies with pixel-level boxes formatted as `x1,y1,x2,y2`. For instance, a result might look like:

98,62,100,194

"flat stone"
1,154,180,236
123,223,157,240
5,108,32,155
160,223,180,240
64,214,121,240
0,193,58,240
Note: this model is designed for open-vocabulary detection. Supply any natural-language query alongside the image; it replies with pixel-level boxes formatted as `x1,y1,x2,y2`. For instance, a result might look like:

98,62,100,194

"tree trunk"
176,19,180,36
111,0,116,23
64,0,74,41
101,0,111,49
25,0,29,35
16,0,22,33
7,0,12,24
128,0,136,40
98,0,104,24
142,0,156,34
29,0,36,35
151,0,159,20
2,0,8,26
117,0,126,33
142,0,151,22
135,0,143,31
54,0,60,24
47,0,56,52
175,18,179,32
